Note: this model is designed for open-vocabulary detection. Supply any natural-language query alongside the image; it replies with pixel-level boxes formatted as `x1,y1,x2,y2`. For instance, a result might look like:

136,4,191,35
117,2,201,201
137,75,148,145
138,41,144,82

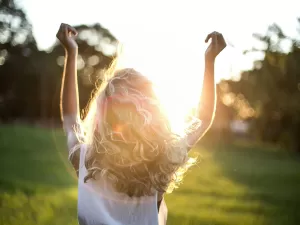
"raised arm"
57,23,79,120
186,32,226,149
56,23,81,173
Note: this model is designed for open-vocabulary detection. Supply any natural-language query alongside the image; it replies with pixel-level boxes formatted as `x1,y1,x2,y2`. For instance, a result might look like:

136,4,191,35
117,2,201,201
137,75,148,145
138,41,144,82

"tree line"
1,0,300,152
220,21,300,151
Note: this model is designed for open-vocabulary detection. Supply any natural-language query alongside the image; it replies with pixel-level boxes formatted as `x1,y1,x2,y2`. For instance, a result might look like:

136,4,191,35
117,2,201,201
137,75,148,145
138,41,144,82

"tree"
0,0,36,46
223,19,300,152
0,1,118,123
0,0,38,121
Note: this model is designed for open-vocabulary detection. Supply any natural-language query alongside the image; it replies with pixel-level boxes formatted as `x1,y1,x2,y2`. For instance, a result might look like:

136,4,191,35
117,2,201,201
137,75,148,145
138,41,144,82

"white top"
63,116,168,225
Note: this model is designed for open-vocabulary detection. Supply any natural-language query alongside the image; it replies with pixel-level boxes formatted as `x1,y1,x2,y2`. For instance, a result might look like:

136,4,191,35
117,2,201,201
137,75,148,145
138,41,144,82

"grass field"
0,125,300,225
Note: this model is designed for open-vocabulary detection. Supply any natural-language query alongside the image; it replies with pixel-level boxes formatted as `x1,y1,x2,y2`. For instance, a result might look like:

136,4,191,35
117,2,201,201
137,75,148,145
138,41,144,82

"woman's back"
76,144,168,225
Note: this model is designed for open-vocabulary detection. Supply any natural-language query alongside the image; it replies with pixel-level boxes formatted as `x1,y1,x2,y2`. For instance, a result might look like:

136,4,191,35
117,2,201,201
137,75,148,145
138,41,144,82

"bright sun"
118,45,204,136
152,83,193,136
118,39,234,136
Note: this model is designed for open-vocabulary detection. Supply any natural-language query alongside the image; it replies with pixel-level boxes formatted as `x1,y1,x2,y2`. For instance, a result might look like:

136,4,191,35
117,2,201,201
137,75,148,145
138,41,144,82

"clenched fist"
205,31,226,61
56,23,78,53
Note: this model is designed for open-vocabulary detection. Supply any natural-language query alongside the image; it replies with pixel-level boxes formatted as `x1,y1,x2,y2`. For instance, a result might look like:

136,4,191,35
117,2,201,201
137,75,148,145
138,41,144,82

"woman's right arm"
185,32,226,150
56,23,81,174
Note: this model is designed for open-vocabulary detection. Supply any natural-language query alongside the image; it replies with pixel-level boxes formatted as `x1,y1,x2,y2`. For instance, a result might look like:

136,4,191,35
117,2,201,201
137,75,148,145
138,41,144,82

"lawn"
0,125,300,225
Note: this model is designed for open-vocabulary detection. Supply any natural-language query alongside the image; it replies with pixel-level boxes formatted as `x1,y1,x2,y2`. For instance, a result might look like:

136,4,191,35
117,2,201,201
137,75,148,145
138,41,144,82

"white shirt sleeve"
62,114,82,171
158,198,168,225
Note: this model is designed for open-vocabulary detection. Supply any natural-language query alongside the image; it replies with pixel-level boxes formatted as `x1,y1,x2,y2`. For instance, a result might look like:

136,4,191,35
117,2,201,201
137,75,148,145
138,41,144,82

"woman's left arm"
56,23,82,174
186,32,226,149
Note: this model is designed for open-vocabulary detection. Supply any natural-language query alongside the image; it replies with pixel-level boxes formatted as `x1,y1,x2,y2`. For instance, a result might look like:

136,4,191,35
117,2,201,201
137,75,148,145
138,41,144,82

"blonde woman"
57,23,226,225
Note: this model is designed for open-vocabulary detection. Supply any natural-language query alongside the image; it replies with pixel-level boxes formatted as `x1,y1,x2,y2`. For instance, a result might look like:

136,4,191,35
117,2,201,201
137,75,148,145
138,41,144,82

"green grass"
1,125,300,225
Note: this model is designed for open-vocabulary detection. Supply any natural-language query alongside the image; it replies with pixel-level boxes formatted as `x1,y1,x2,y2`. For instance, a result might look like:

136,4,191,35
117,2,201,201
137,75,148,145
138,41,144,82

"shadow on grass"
0,125,79,225
0,188,78,225
0,125,77,195
208,142,300,225
167,213,229,225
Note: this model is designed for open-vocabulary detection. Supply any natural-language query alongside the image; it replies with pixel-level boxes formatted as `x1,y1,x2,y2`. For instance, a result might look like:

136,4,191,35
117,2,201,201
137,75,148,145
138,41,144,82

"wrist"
65,48,78,57
205,57,215,66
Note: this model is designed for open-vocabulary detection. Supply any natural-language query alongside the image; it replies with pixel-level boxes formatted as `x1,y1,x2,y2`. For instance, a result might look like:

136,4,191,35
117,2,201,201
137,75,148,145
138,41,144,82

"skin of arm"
56,23,81,173
56,23,80,120
61,50,79,118
186,31,227,150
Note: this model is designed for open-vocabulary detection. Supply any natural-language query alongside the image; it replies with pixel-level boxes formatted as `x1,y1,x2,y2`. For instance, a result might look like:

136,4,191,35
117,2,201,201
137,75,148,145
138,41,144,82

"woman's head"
82,68,195,197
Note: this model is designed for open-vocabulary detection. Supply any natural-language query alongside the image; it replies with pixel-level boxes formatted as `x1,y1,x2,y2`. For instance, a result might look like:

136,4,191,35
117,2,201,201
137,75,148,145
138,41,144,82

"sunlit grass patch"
0,125,300,225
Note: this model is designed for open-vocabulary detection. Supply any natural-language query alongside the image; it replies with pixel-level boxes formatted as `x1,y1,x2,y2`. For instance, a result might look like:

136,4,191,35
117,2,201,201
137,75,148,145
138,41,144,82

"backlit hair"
77,67,199,197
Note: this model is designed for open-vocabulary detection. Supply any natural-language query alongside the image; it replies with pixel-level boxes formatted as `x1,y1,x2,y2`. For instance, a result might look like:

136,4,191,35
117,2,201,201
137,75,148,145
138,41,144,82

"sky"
17,0,300,131
19,0,300,79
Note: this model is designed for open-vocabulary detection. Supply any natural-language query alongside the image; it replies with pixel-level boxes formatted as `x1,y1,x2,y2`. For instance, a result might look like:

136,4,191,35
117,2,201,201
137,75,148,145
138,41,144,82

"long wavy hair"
78,66,198,197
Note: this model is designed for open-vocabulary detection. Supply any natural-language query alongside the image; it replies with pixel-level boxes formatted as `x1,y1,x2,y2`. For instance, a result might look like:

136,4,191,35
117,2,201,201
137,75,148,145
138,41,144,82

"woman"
57,23,226,225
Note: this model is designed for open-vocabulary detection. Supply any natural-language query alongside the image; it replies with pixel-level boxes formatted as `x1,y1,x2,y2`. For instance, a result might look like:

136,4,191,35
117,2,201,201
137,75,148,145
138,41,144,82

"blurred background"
1,0,300,224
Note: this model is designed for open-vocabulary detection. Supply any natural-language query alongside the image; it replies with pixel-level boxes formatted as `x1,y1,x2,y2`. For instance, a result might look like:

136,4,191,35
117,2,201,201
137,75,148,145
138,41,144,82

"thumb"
205,32,218,44
66,25,78,37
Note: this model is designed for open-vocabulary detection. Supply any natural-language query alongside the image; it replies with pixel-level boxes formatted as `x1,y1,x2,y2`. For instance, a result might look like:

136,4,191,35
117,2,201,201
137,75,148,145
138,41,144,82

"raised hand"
56,23,78,53
205,31,226,61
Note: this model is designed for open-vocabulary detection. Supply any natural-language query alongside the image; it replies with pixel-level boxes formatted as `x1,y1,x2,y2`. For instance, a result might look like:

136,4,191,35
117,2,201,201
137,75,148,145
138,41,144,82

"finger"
56,23,67,37
56,23,65,38
217,34,227,48
67,25,78,36
57,23,74,36
205,33,213,43
216,33,224,43
205,31,218,43
60,23,68,33
64,24,69,37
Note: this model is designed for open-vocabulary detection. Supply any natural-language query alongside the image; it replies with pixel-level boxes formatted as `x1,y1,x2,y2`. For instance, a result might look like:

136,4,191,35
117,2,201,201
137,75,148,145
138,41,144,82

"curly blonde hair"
80,67,197,197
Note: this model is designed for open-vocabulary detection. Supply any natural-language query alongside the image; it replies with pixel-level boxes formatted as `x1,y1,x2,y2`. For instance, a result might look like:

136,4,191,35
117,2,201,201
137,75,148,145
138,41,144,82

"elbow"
199,106,216,124
209,109,216,125
202,117,214,133
199,109,216,135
